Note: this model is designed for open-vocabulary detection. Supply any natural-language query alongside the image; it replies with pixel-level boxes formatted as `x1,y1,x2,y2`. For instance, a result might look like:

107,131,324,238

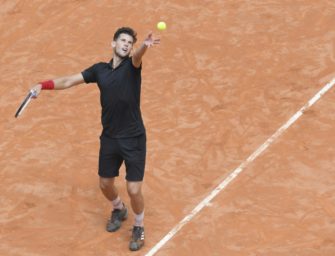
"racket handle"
30,89,38,98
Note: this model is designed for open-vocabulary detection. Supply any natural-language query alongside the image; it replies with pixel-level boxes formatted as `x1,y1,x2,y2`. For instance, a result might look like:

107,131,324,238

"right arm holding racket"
15,73,84,118
31,73,85,96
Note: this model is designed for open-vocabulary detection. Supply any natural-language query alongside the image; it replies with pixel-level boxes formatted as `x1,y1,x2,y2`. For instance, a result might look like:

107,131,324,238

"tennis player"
31,27,160,251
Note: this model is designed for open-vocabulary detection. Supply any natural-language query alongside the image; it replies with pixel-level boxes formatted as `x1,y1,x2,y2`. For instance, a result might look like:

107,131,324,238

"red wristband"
40,80,55,90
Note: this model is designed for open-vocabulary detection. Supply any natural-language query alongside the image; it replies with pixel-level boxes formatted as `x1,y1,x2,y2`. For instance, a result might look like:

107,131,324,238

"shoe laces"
111,209,122,220
132,226,144,239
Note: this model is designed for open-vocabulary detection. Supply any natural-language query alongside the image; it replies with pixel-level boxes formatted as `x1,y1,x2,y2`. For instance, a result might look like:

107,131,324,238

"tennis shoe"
129,226,145,251
106,204,128,232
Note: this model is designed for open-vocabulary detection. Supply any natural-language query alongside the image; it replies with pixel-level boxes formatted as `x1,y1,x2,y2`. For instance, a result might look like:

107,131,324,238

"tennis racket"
15,89,37,118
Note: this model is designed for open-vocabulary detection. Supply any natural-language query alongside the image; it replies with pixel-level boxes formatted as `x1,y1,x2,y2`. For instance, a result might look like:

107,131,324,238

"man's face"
112,33,134,58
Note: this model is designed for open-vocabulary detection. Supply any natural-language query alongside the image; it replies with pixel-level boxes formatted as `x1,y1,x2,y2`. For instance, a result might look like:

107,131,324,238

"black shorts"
98,133,146,181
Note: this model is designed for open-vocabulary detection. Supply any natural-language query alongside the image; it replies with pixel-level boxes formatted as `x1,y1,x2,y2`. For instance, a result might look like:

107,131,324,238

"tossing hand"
143,32,160,47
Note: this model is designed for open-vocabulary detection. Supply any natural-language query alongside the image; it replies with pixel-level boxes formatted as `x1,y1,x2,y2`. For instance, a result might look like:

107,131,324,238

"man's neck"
112,55,126,69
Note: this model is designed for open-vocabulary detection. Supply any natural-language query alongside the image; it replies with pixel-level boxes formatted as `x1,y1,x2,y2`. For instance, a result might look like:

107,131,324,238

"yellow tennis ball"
157,21,167,31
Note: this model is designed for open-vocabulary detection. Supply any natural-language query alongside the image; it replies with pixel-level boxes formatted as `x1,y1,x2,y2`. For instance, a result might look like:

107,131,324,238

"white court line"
145,78,335,256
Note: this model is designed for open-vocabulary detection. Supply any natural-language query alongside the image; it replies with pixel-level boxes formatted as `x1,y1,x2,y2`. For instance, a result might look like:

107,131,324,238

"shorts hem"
98,173,119,178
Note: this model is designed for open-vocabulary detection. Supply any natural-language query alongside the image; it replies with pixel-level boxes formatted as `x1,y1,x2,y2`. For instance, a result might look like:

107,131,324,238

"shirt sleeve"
130,57,142,73
81,64,97,84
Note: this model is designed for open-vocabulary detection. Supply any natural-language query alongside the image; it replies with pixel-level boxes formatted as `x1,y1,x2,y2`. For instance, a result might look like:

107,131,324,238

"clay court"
1,1,335,255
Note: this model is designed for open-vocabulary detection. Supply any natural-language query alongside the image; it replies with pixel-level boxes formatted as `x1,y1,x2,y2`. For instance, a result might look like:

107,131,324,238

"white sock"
134,211,144,227
112,196,124,210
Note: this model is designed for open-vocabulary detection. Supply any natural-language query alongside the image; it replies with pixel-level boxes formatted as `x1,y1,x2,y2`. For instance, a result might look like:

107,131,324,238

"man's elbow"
65,74,84,88
64,79,74,88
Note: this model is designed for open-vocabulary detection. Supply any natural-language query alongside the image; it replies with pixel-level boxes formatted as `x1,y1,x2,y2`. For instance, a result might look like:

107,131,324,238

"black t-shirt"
81,57,145,138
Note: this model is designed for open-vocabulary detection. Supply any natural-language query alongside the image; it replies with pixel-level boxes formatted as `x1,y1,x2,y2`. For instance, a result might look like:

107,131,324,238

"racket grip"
30,89,38,98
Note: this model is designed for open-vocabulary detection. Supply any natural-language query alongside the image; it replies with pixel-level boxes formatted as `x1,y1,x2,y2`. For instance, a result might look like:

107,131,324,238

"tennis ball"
157,21,167,31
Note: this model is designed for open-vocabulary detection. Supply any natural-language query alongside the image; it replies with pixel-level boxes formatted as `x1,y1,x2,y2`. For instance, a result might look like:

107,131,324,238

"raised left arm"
132,32,160,68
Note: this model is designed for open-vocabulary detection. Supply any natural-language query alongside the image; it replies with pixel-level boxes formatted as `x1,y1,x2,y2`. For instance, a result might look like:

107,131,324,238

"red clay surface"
1,1,335,255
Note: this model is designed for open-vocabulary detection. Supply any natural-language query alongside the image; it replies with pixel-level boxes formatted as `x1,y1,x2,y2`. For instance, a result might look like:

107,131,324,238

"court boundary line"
145,78,335,256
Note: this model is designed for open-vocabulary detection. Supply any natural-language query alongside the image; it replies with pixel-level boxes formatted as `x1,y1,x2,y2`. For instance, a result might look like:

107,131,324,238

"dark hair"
113,27,137,43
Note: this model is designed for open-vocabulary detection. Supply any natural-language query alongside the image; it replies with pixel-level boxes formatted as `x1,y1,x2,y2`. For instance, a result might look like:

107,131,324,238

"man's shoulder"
123,57,133,66
88,62,110,72
96,61,110,67
128,57,142,70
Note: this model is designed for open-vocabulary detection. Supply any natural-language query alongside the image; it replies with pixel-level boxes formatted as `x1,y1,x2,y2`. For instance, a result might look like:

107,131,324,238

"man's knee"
99,177,115,190
127,181,142,197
